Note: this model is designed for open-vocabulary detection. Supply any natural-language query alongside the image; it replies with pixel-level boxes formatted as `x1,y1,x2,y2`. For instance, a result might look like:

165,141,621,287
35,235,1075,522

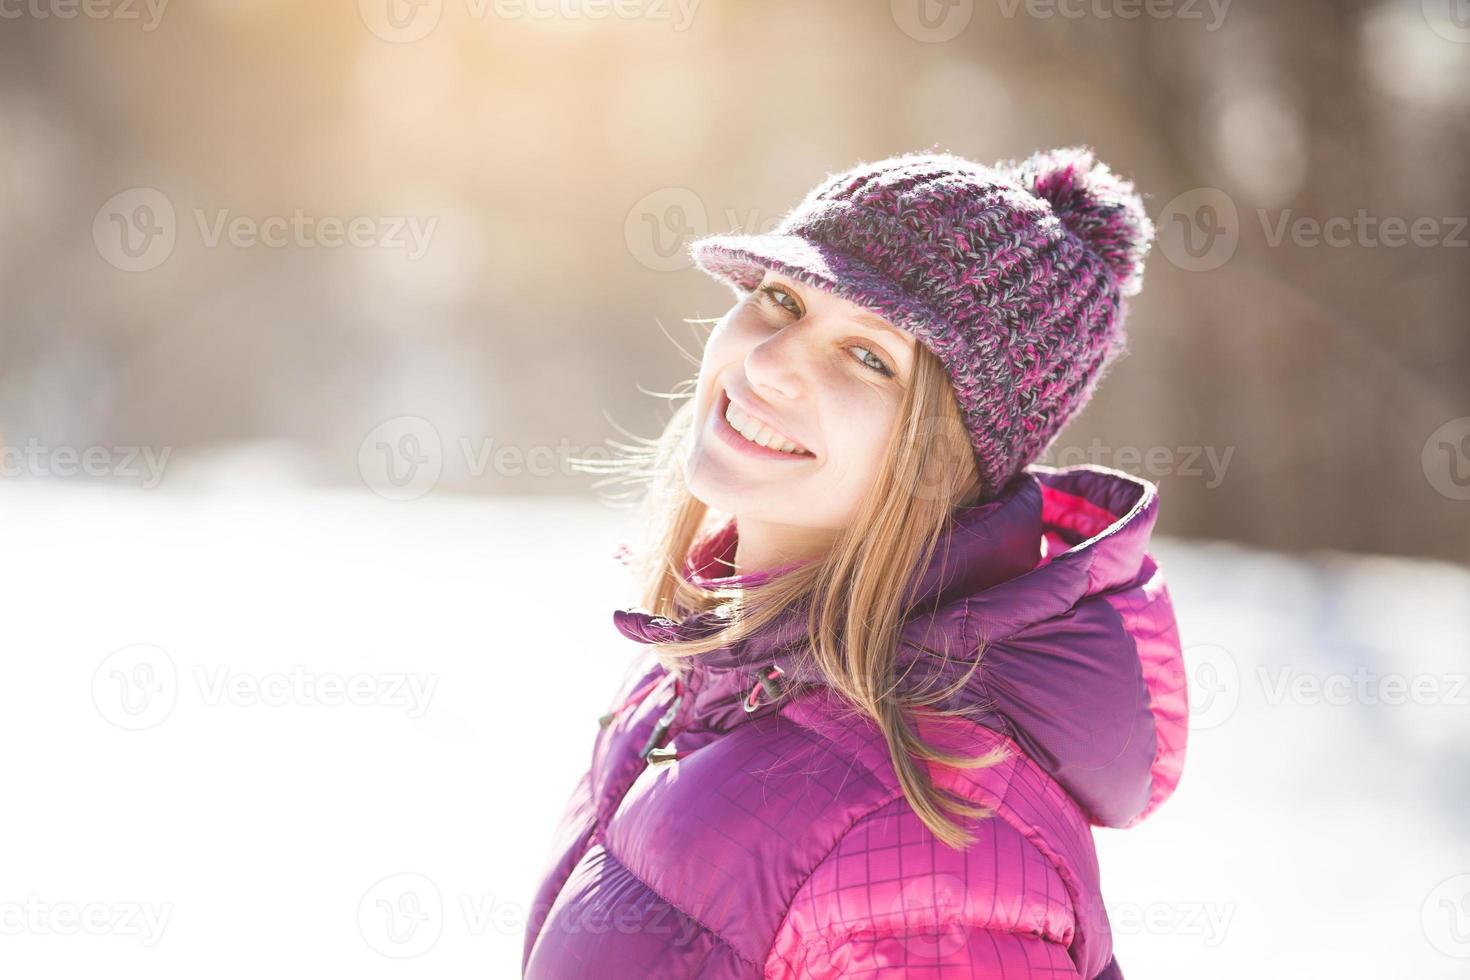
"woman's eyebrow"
849,310,911,345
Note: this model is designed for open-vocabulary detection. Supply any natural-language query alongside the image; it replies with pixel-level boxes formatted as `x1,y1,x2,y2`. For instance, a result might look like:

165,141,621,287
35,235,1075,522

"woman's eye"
851,346,895,378
757,283,802,317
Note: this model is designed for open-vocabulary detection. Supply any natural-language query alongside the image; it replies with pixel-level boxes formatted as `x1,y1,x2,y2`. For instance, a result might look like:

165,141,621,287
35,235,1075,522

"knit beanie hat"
687,145,1156,500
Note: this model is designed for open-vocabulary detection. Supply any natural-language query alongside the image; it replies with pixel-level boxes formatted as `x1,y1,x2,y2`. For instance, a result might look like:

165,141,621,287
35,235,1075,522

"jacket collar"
611,463,1182,828
612,471,1044,726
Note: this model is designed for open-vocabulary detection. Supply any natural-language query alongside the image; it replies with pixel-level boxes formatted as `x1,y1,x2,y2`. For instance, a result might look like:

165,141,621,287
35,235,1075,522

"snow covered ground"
3,482,1467,978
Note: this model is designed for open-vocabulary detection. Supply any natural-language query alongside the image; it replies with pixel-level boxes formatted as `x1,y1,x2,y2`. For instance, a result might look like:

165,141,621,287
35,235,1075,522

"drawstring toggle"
743,664,786,714
639,688,683,760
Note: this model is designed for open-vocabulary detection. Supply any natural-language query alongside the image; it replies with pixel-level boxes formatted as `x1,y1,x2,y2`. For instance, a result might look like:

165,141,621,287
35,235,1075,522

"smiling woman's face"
683,270,919,538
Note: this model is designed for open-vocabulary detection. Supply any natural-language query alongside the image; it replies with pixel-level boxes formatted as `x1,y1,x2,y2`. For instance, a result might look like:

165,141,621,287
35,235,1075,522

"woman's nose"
744,317,815,401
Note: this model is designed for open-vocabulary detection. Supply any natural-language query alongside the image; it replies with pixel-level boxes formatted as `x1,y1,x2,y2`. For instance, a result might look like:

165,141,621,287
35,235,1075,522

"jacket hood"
613,463,1188,829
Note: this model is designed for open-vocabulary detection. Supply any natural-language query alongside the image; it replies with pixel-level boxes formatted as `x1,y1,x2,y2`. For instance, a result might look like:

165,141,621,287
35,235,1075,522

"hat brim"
687,232,961,366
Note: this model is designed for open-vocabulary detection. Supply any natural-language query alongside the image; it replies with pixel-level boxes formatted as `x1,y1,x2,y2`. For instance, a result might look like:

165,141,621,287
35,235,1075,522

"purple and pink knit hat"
687,145,1156,500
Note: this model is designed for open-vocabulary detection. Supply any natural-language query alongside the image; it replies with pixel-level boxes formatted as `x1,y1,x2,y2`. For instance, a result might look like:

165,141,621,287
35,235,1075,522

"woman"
523,146,1188,978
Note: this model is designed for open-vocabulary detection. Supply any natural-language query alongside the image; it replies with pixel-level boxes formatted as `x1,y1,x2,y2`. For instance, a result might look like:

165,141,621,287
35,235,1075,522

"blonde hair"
573,320,1010,849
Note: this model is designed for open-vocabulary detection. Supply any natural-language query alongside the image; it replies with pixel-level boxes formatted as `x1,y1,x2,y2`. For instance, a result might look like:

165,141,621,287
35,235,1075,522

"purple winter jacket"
523,464,1188,978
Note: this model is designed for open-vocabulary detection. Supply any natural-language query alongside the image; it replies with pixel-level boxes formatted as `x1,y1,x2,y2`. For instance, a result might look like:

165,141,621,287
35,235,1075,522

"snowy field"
3,481,1467,978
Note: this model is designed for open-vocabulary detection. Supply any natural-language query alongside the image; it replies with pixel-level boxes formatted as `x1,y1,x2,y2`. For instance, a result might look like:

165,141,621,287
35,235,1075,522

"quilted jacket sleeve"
763,797,1088,980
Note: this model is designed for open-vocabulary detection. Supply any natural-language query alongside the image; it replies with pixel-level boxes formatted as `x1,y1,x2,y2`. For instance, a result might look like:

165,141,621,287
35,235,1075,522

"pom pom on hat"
1011,145,1155,297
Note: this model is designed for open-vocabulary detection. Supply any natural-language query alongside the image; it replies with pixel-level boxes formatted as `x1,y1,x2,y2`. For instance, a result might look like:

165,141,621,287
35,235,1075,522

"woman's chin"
686,454,776,512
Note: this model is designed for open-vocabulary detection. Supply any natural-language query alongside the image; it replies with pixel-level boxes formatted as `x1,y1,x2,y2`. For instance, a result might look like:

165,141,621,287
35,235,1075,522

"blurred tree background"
1,0,1466,562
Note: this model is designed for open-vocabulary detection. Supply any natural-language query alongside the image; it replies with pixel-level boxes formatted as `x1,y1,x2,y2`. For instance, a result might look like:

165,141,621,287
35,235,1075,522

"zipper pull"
645,745,683,766
639,691,683,761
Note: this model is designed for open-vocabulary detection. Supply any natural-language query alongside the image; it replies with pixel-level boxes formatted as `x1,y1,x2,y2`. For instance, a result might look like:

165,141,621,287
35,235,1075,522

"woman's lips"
713,389,815,462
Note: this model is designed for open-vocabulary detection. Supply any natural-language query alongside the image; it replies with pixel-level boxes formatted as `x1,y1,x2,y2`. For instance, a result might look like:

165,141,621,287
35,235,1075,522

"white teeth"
724,399,807,455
